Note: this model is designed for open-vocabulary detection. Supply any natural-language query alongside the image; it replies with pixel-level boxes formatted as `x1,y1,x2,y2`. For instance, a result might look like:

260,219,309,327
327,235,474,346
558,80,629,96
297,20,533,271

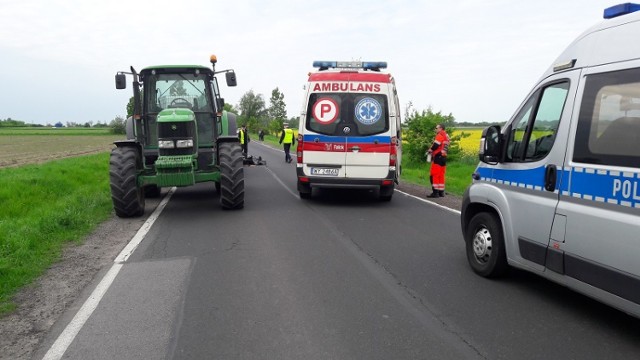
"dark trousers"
283,143,292,162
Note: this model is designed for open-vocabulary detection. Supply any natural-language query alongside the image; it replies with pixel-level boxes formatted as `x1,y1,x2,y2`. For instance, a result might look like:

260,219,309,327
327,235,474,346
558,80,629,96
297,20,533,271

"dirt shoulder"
0,183,460,360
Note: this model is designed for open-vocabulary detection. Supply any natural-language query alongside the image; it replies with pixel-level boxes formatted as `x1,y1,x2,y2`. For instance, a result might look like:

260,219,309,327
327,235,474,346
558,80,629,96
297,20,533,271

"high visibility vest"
283,128,294,143
239,129,245,144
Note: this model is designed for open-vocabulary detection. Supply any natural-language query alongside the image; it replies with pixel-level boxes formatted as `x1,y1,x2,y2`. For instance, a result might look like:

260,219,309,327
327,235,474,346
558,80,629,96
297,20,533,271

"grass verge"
0,153,113,315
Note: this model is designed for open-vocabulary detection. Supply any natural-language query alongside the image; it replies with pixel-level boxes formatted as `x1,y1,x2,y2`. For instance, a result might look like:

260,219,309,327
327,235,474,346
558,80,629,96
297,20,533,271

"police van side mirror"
115,73,127,89
479,125,501,164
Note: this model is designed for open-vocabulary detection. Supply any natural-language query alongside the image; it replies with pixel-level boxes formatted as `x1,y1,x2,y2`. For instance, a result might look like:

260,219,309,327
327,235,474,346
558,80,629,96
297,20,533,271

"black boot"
427,191,439,198
439,190,445,197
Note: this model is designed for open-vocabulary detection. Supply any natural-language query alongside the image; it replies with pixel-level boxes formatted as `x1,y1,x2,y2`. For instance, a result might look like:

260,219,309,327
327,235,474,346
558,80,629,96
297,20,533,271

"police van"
461,3,640,318
296,61,402,201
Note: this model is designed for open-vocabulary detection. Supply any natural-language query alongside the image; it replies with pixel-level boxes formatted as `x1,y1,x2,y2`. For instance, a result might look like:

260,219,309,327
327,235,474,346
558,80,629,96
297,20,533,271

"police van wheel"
466,212,508,278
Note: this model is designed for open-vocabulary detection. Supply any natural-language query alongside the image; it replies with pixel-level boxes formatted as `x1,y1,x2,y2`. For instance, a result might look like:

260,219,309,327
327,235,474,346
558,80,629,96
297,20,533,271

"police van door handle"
545,164,557,192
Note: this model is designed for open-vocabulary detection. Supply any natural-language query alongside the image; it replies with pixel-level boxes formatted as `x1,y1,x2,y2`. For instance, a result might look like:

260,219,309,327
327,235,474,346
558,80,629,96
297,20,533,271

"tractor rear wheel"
109,147,145,217
218,142,244,209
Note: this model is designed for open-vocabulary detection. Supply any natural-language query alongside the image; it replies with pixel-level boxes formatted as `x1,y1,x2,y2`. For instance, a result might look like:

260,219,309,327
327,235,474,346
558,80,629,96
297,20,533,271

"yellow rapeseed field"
453,128,483,157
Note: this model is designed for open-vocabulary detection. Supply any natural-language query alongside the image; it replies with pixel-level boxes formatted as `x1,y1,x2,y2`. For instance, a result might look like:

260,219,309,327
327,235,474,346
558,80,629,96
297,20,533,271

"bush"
403,107,469,163
109,116,125,135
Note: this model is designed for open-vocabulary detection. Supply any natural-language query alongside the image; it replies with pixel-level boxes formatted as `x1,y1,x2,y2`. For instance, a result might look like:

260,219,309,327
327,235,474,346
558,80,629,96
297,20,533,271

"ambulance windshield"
306,93,389,136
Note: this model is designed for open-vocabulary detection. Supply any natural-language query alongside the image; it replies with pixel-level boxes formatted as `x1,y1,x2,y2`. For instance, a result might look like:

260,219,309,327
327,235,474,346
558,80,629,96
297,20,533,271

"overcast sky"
0,0,619,125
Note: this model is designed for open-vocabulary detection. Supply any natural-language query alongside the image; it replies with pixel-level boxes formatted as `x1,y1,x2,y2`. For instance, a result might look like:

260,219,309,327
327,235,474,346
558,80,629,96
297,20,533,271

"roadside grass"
400,155,477,196
0,153,113,315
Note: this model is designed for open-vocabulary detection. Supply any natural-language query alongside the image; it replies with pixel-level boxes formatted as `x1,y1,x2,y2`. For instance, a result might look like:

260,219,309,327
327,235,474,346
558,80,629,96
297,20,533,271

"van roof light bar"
604,3,640,19
312,60,387,71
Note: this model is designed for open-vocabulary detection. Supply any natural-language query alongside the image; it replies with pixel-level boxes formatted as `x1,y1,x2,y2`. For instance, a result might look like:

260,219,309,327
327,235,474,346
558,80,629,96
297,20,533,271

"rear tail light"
297,134,304,163
389,136,397,167
382,179,393,186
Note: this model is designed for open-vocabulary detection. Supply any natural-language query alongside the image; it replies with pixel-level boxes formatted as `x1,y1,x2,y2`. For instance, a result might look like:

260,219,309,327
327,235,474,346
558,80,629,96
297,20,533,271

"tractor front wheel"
218,142,244,209
109,147,145,217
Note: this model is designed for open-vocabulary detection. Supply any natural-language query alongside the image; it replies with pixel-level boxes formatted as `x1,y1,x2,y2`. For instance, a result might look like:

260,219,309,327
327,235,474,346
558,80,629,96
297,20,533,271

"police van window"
574,67,640,168
306,93,388,136
505,82,568,162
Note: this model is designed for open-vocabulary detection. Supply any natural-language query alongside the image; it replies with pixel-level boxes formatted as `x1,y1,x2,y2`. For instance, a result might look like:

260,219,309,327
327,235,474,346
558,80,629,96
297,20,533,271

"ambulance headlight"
176,139,193,148
158,140,175,149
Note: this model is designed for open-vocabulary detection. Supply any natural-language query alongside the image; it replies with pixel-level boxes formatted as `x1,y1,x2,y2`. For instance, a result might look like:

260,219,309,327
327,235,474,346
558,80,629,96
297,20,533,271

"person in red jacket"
426,124,450,198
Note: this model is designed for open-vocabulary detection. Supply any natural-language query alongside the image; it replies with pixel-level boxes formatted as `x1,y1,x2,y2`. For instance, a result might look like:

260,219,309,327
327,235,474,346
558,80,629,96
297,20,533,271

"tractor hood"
157,108,195,123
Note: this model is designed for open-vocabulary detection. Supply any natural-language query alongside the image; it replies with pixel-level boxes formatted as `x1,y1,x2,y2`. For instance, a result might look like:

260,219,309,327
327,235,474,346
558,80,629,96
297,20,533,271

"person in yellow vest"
279,123,296,163
238,124,249,157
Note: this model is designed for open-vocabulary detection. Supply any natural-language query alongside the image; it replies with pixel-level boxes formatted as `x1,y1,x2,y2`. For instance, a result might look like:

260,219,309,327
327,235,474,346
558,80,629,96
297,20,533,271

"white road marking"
41,187,175,360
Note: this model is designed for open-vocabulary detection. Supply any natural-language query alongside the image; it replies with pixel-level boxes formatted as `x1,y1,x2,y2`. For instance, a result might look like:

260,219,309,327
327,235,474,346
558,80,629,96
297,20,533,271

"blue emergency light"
604,3,640,18
312,60,388,71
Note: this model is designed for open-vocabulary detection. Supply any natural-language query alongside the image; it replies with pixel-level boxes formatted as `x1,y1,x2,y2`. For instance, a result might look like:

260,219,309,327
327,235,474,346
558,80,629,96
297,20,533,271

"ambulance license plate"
311,167,339,176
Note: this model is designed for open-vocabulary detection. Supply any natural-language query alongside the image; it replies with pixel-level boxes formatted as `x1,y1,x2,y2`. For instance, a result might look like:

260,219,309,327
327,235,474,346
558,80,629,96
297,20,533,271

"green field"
0,131,120,168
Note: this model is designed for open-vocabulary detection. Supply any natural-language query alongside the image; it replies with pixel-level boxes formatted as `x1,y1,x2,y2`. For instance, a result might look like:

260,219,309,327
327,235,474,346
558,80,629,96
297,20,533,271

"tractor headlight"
158,140,175,149
176,139,193,148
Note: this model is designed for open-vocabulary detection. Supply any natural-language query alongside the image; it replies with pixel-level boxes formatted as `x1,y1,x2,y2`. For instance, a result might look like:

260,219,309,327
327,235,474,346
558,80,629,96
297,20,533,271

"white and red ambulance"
296,61,402,201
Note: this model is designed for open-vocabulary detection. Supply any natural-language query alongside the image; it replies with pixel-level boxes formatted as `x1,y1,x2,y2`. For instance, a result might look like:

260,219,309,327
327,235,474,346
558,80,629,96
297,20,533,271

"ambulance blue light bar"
604,3,640,19
312,61,387,70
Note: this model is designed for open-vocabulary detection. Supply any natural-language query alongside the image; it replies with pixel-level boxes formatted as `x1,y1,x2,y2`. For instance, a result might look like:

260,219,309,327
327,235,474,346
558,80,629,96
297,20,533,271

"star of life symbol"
355,97,382,125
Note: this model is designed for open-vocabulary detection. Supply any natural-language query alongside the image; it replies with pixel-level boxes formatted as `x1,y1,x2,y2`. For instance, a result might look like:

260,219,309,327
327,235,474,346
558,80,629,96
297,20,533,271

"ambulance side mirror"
479,125,501,164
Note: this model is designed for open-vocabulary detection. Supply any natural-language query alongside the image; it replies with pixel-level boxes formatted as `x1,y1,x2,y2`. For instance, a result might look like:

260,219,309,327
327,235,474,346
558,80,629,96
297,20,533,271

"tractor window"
146,74,212,113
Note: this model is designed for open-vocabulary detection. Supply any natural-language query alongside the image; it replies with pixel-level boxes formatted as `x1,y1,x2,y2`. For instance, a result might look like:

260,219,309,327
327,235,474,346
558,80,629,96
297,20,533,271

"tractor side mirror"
115,74,127,89
225,71,237,87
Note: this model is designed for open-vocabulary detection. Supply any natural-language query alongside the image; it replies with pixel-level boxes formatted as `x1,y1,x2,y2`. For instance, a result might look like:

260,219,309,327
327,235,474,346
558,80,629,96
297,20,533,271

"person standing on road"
279,123,295,163
426,124,450,198
238,124,249,157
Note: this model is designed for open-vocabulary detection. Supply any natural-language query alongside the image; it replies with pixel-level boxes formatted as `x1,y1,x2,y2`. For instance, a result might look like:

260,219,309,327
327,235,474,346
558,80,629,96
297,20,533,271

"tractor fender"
112,140,143,166
222,111,238,137
125,116,135,140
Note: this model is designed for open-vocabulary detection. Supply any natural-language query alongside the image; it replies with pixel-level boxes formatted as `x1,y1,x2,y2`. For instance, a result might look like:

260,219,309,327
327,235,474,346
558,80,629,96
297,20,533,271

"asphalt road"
36,141,640,359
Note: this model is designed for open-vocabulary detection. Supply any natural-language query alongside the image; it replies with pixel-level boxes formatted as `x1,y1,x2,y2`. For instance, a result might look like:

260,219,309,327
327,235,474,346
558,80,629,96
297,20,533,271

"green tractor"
110,55,244,217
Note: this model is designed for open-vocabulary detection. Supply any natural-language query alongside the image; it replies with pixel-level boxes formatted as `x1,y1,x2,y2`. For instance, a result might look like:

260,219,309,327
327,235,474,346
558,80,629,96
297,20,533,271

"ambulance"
296,61,402,201
461,3,640,318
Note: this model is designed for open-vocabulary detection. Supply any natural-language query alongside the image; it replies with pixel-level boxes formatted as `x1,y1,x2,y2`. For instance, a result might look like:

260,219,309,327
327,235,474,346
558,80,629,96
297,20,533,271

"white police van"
461,3,640,318
296,61,402,201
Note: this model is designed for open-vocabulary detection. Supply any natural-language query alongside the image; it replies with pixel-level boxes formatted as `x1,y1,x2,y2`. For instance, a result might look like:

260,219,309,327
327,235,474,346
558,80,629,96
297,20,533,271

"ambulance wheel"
465,212,508,277
379,184,394,201
109,146,145,218
219,142,245,209
298,181,311,199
